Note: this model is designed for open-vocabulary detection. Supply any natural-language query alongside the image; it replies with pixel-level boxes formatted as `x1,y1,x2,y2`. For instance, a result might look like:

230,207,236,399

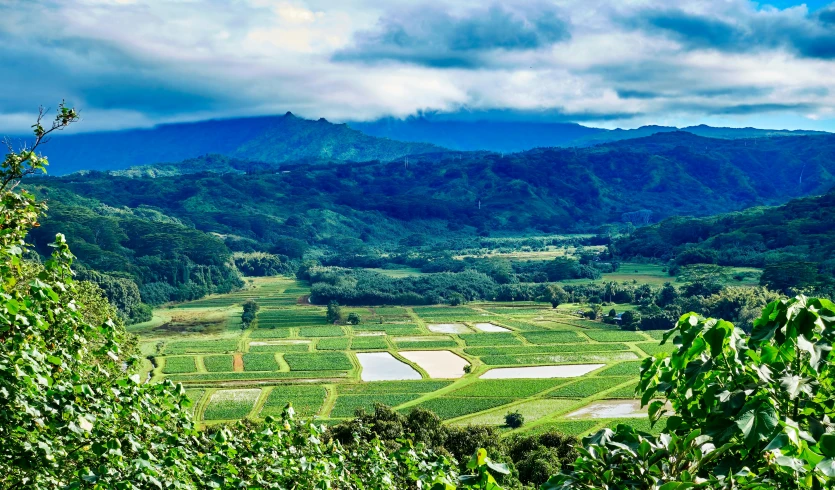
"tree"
540,283,569,308
241,298,259,328
656,282,679,307
619,310,640,330
346,312,361,325
760,261,819,292
505,411,524,429
326,300,344,324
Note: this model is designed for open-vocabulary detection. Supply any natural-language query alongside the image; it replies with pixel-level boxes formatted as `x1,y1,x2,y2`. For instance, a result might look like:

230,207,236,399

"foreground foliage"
547,295,835,488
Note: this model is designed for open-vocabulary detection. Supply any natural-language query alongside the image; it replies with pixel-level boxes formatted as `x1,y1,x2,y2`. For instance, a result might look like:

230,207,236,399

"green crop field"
203,389,261,421
161,356,197,374
261,385,327,418
242,353,280,371
143,275,673,432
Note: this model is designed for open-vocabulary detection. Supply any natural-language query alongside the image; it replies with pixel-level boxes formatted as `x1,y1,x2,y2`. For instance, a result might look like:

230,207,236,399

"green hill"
21,112,441,175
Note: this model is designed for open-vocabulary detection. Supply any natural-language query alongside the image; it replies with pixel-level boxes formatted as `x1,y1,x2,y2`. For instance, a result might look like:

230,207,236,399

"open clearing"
356,352,422,381
400,350,469,378
143,276,672,434
481,364,605,379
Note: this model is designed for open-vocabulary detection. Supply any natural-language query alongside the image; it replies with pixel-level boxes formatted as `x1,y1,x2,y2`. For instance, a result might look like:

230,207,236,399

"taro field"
134,276,674,436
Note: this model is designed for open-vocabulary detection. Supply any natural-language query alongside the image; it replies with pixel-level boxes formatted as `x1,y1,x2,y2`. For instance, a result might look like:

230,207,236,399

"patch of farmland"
299,326,345,337
161,356,197,374
337,380,451,394
353,323,422,335
454,399,575,426
644,330,668,340
203,355,234,372
583,330,649,342
248,341,311,353
449,379,571,398
167,370,348,382
393,336,458,349
330,393,424,418
636,342,676,357
284,352,353,371
163,339,239,355
202,389,261,420
458,333,523,346
596,361,643,376
184,389,205,416
567,400,655,419
356,352,422,381
547,377,634,397
492,319,547,331
256,309,326,328
481,351,638,366
350,336,388,350
260,385,327,418
316,337,351,350
427,323,472,334
249,328,292,339
481,364,605,379
400,350,469,378
525,419,600,436
242,353,279,371
606,382,639,399
521,331,587,345
473,323,511,332
404,397,515,420
464,343,630,357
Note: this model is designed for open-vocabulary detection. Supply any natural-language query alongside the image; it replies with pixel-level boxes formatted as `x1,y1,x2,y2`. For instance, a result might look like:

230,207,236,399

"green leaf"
736,401,779,448
818,433,835,458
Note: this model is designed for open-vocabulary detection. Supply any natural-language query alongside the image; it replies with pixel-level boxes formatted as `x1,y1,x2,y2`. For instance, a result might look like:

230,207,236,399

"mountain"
349,117,830,152
13,112,441,175
347,117,606,152
36,131,835,244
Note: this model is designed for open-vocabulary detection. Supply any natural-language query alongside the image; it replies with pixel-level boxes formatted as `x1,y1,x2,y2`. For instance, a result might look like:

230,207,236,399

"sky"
3,0,835,133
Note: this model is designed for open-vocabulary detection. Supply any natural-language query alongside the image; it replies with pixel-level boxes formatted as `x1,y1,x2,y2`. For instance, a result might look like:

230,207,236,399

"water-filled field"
135,276,671,435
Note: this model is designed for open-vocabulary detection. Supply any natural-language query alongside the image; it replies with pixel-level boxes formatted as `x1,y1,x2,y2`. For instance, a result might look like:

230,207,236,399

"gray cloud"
333,4,570,67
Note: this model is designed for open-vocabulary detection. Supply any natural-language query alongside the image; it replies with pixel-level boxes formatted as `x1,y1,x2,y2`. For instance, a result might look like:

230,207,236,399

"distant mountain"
348,117,605,152
573,124,829,146
37,132,835,245
349,117,829,152
13,113,441,175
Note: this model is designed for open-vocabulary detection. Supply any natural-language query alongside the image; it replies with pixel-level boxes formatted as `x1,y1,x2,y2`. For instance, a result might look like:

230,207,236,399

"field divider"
194,387,217,425
195,355,208,373
249,386,273,420
389,349,429,379
318,384,338,418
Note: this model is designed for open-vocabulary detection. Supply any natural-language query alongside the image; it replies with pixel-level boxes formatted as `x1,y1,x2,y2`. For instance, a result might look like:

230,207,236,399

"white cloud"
2,0,835,133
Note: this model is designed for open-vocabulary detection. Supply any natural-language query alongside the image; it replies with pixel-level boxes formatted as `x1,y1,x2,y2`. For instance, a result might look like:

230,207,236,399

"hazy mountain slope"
13,113,442,175
572,125,828,146
348,117,605,152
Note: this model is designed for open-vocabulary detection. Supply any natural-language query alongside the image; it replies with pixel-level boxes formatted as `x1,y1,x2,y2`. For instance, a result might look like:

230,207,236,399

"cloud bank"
2,0,835,132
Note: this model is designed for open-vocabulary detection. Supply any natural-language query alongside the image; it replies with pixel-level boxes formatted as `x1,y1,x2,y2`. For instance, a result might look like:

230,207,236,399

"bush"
504,410,524,429
346,312,361,325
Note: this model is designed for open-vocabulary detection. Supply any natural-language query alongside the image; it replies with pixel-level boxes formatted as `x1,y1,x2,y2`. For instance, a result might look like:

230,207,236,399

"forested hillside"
23,113,441,175
617,188,835,292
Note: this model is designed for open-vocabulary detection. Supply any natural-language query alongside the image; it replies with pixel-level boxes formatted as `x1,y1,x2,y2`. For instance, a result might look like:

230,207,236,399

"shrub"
504,410,524,428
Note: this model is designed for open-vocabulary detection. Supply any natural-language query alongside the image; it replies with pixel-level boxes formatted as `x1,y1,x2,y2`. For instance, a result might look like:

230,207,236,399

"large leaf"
736,401,779,448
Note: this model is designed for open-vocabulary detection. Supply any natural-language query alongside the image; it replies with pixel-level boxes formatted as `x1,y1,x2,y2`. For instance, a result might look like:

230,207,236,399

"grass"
284,352,353,371
547,377,634,398
352,324,422,335
261,385,327,418
242,353,280,371
597,361,643,376
458,333,523,346
449,379,570,398
350,336,388,350
248,342,311,353
299,326,345,338
405,397,515,420
316,337,351,350
337,381,452,394
521,331,587,345
583,330,648,342
456,399,575,426
636,342,676,357
330,394,424,417
203,389,261,420
164,339,238,355
526,419,601,436
606,382,640,399
249,328,292,339
162,356,197,374
464,343,630,357
167,371,348,382
203,355,234,373
393,336,458,349
480,352,637,366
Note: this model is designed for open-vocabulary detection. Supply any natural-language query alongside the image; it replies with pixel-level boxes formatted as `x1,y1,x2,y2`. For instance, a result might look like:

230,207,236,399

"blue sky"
3,0,835,132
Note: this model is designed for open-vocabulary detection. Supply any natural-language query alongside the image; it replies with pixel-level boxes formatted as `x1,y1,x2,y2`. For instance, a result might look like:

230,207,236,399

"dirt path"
233,354,244,372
